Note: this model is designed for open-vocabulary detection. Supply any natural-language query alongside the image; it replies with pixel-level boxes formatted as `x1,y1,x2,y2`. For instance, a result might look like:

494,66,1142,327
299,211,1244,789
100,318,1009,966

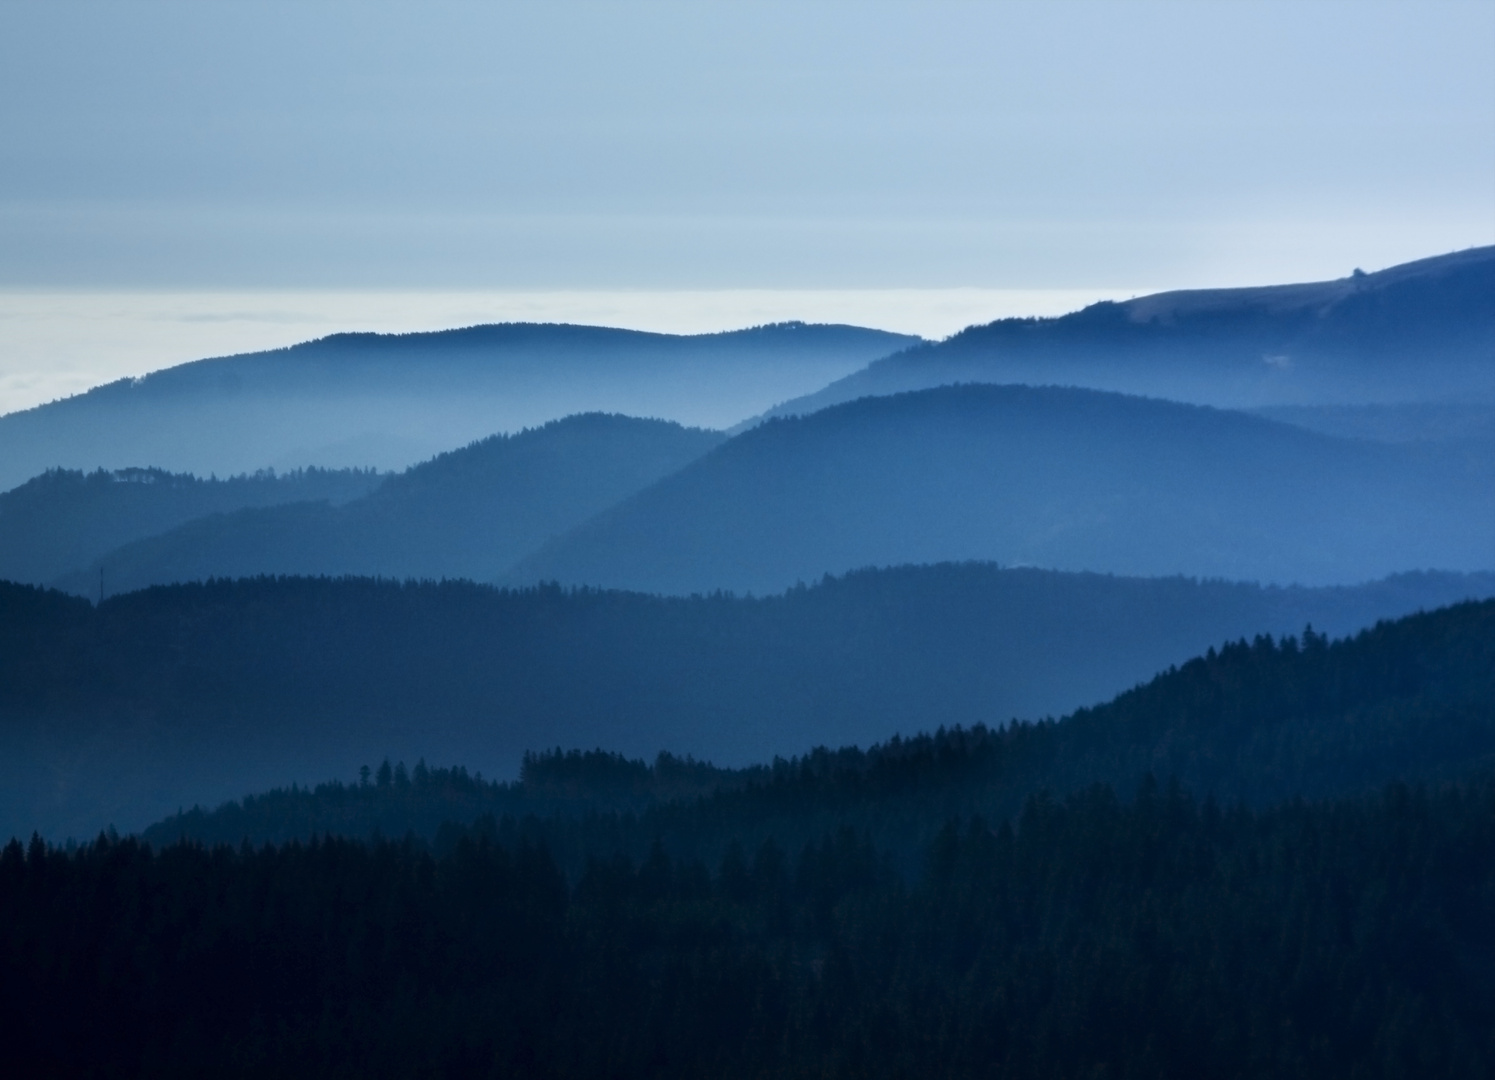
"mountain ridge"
50,412,725,594
512,383,1495,594
0,321,918,489
748,246,1495,427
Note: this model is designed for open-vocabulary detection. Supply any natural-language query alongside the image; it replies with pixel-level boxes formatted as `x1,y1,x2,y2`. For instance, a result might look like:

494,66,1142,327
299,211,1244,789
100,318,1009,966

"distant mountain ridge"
752,246,1495,426
55,384,1494,597
51,413,724,595
513,383,1495,594
0,321,918,490
10,249,1490,599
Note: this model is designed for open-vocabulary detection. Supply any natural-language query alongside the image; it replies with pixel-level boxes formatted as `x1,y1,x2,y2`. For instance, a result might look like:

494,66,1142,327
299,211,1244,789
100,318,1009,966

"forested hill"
12,602,1495,1076
0,321,916,488
3,564,1492,838
0,465,381,586
754,245,1495,423
141,598,1495,863
512,384,1495,594
50,413,723,595
17,774,1495,1076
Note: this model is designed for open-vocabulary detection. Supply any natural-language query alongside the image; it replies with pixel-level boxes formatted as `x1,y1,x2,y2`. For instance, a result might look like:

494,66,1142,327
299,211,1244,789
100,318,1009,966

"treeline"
143,751,764,857
7,775,1492,1078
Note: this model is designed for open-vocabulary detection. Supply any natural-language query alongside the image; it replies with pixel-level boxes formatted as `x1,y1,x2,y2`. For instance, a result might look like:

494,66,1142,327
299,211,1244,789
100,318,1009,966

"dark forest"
5,600,1494,1077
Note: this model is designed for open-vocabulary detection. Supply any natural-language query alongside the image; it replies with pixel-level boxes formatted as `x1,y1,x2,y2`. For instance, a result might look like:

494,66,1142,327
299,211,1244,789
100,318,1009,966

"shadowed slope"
53,414,724,594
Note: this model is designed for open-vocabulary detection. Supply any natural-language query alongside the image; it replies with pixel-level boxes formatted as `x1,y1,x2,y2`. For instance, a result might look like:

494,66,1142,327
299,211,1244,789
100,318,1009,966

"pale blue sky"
1,0,1491,291
0,0,1492,410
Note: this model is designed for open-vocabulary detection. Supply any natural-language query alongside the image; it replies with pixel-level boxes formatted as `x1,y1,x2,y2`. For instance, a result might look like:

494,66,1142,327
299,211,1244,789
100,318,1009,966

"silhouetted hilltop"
0,465,381,586
514,384,1495,594
52,413,724,594
3,564,1492,838
0,321,918,489
755,247,1495,423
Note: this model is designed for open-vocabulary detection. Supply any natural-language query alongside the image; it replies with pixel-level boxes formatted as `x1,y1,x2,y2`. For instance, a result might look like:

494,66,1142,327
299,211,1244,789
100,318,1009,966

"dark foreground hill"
513,384,1495,594
755,246,1495,424
51,414,724,594
14,782,1493,1078
0,466,382,587
6,603,1494,1077
0,321,916,490
4,565,1492,838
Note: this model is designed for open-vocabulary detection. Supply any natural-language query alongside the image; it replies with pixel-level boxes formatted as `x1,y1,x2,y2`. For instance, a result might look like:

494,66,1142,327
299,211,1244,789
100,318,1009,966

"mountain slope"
91,601,1494,1080
3,564,1493,837
754,246,1495,424
28,734,1495,1078
142,597,1495,857
0,466,381,586
512,384,1495,594
0,321,918,490
1249,401,1495,446
52,413,724,594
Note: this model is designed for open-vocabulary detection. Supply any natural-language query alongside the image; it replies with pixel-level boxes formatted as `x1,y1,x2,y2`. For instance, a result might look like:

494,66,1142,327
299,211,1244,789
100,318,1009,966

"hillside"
141,598,1495,862
10,597,1495,1076
754,246,1495,424
0,466,381,586
513,384,1495,594
0,321,917,490
51,414,724,594
25,601,1492,1076
18,774,1495,1077
3,564,1492,838
1250,401,1495,446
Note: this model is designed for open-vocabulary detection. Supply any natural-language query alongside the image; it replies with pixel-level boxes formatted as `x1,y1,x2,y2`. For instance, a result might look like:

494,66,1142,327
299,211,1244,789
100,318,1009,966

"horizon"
0,284,1143,415
3,240,1487,417
2,0,1491,414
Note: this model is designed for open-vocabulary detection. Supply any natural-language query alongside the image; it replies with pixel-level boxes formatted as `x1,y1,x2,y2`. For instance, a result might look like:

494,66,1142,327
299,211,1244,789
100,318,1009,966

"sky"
0,0,1492,411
